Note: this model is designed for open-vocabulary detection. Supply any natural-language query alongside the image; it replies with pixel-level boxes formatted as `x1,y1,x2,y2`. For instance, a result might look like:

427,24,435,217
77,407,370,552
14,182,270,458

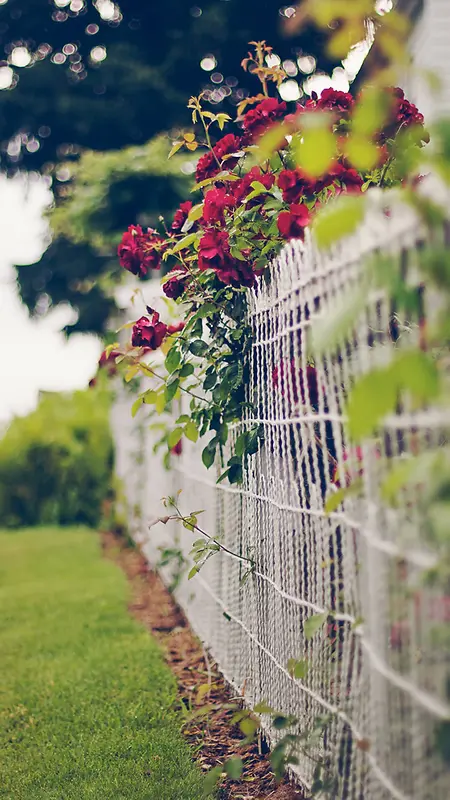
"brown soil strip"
102,531,304,800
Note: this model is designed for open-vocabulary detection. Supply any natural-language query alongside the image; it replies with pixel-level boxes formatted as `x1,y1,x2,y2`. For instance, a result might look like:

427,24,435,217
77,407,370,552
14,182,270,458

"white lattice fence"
111,202,449,800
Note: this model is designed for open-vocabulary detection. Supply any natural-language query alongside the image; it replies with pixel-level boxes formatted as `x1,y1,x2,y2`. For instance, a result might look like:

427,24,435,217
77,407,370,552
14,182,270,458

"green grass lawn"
0,528,207,799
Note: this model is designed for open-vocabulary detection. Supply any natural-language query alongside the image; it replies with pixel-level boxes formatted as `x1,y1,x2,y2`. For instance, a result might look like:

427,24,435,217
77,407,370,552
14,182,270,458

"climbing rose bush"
112,41,427,482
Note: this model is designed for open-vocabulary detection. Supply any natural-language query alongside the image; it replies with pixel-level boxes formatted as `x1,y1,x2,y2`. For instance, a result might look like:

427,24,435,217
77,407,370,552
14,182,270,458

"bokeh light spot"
265,53,280,67
279,79,301,102
0,66,14,89
52,53,67,64
26,139,40,153
200,55,216,71
283,59,298,76
297,55,316,75
90,46,107,63
95,0,116,20
10,47,31,67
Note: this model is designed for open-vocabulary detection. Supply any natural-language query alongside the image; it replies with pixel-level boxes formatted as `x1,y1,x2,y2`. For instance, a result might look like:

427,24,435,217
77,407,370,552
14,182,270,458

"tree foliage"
1,0,346,334
0,0,338,172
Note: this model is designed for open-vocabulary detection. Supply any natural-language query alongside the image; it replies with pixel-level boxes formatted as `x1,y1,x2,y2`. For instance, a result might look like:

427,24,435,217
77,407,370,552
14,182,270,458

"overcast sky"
0,175,100,423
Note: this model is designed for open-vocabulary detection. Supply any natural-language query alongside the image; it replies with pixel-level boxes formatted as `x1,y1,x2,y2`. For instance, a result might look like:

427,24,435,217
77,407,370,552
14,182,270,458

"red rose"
171,201,193,232
167,321,185,335
198,229,230,271
162,266,189,300
233,167,275,204
327,162,363,192
215,259,256,287
317,88,354,113
198,229,255,287
195,150,218,183
131,311,167,350
195,134,244,183
277,168,318,203
214,133,243,170
277,203,310,240
98,348,120,377
118,225,166,277
118,224,145,276
242,98,287,139
389,87,424,128
272,360,319,408
203,186,235,224
373,88,428,145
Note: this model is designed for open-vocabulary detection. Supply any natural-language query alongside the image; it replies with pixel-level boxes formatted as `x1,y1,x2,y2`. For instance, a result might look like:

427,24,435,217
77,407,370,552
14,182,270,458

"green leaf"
179,362,195,378
313,194,366,250
227,463,243,484
225,757,243,781
171,232,198,253
345,135,380,171
124,364,140,382
184,421,199,442
202,442,217,469
193,171,239,192
165,347,181,374
218,422,228,445
155,392,166,414
311,283,368,355
131,397,143,417
167,428,183,449
168,140,183,158
347,368,397,442
351,84,391,138
304,612,327,641
324,478,364,513
272,714,297,730
292,123,336,177
203,372,217,390
190,340,209,357
246,426,261,456
287,658,309,679
202,765,223,796
217,468,231,484
381,450,443,505
188,202,204,222
143,389,157,405
245,182,270,202
347,352,440,441
394,350,440,403
256,122,289,163
234,432,247,458
188,565,199,580
240,717,259,738
165,377,180,402
196,302,217,319
253,702,276,714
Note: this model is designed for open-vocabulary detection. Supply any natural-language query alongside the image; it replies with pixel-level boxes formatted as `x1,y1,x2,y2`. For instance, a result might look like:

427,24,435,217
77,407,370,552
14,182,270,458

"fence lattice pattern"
111,201,449,800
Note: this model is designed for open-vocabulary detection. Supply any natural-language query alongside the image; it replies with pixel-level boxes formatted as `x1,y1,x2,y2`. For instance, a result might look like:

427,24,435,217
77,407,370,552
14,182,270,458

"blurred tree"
0,0,341,334
16,137,190,334
0,0,336,171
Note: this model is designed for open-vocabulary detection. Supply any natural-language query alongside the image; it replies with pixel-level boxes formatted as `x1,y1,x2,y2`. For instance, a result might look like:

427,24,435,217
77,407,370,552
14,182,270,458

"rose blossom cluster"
117,85,426,353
